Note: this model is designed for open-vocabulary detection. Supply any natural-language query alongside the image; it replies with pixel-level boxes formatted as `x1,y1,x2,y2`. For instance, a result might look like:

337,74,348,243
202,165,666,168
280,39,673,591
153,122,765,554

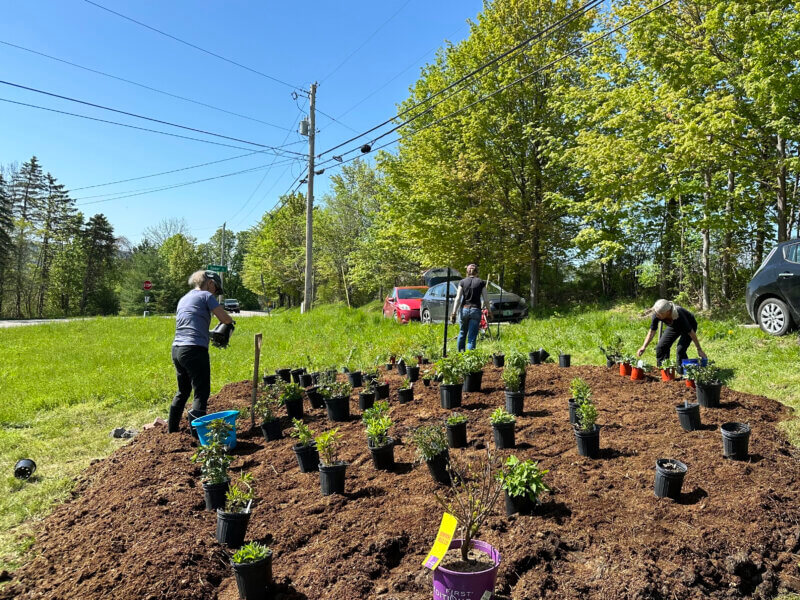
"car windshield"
225,299,238,303
486,282,511,296
397,289,425,299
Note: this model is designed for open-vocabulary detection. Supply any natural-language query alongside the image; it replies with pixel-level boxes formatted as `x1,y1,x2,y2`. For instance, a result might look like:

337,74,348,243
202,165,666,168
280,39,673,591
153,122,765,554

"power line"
316,0,604,159
0,40,294,132
0,96,304,155
316,107,358,133
0,80,304,155
83,0,303,91
320,0,414,84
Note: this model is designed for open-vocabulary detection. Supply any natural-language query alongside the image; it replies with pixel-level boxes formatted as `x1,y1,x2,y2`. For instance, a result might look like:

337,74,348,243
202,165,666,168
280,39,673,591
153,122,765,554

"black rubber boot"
187,409,206,440
168,405,184,433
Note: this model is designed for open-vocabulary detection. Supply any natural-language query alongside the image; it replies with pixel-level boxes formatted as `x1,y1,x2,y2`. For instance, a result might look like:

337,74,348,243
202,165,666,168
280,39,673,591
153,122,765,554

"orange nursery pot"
660,368,675,382
631,367,645,381
620,362,632,377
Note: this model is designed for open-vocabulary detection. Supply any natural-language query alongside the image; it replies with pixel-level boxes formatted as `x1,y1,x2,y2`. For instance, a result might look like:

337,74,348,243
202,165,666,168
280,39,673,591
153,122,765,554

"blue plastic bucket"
681,358,709,368
191,410,239,449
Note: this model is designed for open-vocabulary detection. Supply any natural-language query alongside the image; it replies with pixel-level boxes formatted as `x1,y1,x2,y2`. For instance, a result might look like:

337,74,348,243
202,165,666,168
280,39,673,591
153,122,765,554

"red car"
383,286,428,322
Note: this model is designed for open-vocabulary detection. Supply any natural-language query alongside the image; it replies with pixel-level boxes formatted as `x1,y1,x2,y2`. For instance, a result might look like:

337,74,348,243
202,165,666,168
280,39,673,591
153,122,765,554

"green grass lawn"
1,302,799,572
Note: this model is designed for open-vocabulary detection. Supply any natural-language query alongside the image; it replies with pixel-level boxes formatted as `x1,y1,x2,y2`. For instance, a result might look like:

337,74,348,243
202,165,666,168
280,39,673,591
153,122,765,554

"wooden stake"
252,333,263,428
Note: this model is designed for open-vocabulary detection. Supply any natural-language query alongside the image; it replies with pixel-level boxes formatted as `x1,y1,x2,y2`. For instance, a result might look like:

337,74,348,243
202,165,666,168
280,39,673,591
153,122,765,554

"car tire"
758,298,793,336
393,310,399,322
421,309,432,324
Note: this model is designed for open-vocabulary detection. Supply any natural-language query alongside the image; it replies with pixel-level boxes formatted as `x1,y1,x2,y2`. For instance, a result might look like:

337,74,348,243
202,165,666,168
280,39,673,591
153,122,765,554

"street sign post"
207,265,228,273
144,296,150,304
143,280,153,290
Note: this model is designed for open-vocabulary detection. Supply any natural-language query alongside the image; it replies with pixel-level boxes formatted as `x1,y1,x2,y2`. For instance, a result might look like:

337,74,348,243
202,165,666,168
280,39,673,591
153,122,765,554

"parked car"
223,298,241,313
746,239,800,335
420,281,528,324
383,287,428,322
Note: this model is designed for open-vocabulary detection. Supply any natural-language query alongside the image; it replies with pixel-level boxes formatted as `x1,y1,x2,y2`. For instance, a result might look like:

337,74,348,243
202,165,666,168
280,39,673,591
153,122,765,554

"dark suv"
746,239,800,335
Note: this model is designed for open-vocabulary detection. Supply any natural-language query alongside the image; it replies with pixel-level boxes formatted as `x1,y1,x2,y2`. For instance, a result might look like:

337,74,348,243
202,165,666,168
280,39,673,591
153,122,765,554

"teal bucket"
191,410,239,449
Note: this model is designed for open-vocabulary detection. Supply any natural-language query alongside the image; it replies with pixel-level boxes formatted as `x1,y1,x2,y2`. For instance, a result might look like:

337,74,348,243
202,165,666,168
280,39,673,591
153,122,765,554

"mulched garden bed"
3,364,800,599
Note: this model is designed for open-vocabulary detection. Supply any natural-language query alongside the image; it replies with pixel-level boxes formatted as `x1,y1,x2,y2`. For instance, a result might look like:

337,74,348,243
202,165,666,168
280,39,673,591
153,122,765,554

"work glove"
210,321,235,348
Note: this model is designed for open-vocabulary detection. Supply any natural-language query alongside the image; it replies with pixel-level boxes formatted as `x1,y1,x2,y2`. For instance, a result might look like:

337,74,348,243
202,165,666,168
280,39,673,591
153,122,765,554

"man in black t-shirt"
450,264,493,351
637,299,706,367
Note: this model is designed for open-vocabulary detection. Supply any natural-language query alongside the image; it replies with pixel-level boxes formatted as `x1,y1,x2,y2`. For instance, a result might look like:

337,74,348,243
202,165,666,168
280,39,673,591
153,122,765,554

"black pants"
655,326,692,367
171,345,210,416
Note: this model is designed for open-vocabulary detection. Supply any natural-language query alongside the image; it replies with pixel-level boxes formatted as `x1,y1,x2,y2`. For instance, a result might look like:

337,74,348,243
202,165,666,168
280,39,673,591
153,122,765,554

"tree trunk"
777,135,787,242
660,196,676,297
701,171,712,311
721,169,734,300
529,227,540,308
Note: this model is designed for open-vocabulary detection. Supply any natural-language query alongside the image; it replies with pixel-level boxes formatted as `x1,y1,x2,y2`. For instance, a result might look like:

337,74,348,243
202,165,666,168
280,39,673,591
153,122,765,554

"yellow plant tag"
422,512,458,570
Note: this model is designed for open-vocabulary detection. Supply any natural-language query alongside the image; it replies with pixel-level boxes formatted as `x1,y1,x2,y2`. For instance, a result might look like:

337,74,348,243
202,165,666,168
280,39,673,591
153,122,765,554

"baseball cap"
205,270,224,294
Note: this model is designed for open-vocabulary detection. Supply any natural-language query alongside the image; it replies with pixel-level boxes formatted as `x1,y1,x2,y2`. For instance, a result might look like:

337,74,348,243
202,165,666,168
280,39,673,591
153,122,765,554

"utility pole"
302,83,317,313
219,222,226,300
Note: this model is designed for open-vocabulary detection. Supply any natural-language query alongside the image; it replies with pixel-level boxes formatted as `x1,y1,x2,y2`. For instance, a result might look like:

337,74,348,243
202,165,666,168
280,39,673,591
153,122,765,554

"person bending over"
637,299,706,368
168,270,234,433
450,263,493,352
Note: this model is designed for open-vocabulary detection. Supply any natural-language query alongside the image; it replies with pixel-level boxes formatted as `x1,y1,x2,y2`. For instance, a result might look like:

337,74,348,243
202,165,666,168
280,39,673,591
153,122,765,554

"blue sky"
1,0,481,243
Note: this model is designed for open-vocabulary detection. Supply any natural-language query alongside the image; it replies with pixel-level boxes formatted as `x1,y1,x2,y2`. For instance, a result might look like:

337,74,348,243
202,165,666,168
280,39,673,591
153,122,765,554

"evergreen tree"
78,214,117,315
10,156,44,317
0,174,13,315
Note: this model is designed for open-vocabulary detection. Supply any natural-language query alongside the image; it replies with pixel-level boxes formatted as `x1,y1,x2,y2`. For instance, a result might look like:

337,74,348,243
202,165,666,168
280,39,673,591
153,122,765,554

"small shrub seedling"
315,428,343,467
502,367,524,392
684,362,727,386
461,349,487,374
411,424,448,462
253,391,281,423
362,400,389,423
232,541,271,564
365,415,393,448
399,378,412,390
289,418,315,447
505,350,528,371
224,472,255,513
497,455,549,502
190,419,233,484
280,383,304,404
490,407,516,426
319,380,353,400
599,335,624,361
575,396,598,432
435,354,465,385
569,378,591,403
445,412,467,426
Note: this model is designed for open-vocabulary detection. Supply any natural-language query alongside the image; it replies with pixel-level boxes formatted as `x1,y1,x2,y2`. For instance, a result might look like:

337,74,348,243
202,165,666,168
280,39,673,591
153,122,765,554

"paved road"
0,309,271,329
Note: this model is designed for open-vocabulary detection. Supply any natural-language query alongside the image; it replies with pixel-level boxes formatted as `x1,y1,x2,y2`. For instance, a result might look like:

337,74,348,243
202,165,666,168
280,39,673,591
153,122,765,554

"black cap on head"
205,270,224,294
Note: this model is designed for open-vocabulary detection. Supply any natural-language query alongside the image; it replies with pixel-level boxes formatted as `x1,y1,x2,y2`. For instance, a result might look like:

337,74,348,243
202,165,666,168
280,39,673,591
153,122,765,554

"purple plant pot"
432,539,501,600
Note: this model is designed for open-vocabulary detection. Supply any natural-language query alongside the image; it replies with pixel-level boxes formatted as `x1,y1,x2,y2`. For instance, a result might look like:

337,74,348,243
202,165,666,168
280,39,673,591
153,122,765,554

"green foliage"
684,362,729,386
319,380,353,400
599,336,624,361
411,424,448,462
314,428,343,467
575,396,597,432
224,473,255,513
190,419,233,484
435,353,465,385
461,349,486,375
289,418,314,447
231,541,271,564
505,350,528,371
445,412,467,426
399,378,412,390
502,366,523,392
497,455,550,502
362,400,390,424
490,407,515,426
280,382,304,403
253,390,281,423
569,378,591,403
365,415,393,448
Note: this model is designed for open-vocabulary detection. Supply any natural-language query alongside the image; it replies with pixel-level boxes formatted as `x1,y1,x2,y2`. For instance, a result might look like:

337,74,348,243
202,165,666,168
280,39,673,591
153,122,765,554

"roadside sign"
143,280,152,290
207,265,228,273
144,296,150,304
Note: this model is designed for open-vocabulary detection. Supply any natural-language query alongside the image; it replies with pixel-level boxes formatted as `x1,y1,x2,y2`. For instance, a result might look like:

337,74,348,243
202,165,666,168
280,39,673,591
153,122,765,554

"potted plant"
373,374,390,399
445,412,467,448
505,350,528,389
659,358,677,382
396,357,407,376
574,394,599,458
275,367,291,383
489,342,505,367
421,367,433,387
461,350,486,392
230,541,272,600
558,351,571,368
436,354,464,409
320,381,352,422
405,356,420,382
529,348,542,365
721,422,751,460
654,458,687,500
365,415,395,470
362,400,390,423
599,335,623,368
490,408,516,449
358,379,376,411
262,373,277,386
412,424,450,485
497,455,549,516
346,365,363,388
675,383,701,432
689,363,726,407
190,419,233,510
254,388,283,441
568,377,591,425
281,382,305,420
619,355,634,377
631,360,649,382
431,449,503,600
290,367,305,384
289,418,319,472
216,473,255,548
502,366,524,416
316,428,347,495
398,378,414,403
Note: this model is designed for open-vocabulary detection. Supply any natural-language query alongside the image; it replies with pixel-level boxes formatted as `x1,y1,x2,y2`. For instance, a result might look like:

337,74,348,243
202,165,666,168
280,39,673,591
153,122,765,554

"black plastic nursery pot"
325,395,351,422
385,362,394,371
398,388,414,403
396,361,407,376
262,374,277,386
504,491,537,517
216,509,251,548
358,391,375,411
606,357,615,368
493,422,516,449
319,462,348,495
376,383,390,400
696,382,722,408
284,398,303,420
529,351,541,365
276,368,291,382
426,450,451,486
231,551,273,600
203,480,229,511
290,368,304,384
492,354,505,367
14,458,36,480
299,373,313,387
406,365,420,382
260,419,283,441
310,371,320,385
306,386,324,409
568,400,578,425
293,443,319,472
440,384,463,409
654,458,687,500
574,426,600,458
721,422,751,460
369,438,395,470
347,371,363,388
559,354,571,368
538,349,550,362
446,422,467,449
675,403,702,432
504,390,524,416
462,370,483,393
422,378,431,387
363,372,378,384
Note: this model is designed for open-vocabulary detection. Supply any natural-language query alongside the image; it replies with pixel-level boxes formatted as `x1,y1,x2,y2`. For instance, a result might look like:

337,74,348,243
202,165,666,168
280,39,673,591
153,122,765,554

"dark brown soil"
4,364,800,600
